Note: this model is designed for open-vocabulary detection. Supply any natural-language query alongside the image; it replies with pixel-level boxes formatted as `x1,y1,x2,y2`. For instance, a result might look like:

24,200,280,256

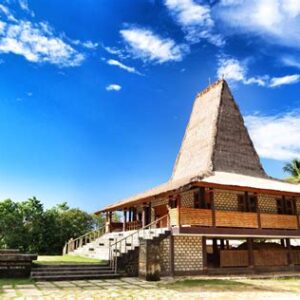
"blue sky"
0,0,300,212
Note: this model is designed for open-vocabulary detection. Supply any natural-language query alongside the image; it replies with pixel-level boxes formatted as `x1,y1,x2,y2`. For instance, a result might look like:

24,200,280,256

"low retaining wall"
0,249,37,278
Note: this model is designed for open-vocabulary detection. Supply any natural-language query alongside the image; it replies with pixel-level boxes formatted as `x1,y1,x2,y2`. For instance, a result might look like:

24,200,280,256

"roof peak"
197,78,225,98
172,80,267,181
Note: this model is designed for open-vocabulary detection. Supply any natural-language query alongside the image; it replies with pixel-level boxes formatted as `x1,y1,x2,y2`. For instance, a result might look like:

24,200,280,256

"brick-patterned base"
173,235,203,272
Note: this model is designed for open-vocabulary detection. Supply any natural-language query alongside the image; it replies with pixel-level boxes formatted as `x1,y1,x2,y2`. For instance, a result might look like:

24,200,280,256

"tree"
41,203,95,254
0,198,97,255
0,199,25,250
283,158,300,183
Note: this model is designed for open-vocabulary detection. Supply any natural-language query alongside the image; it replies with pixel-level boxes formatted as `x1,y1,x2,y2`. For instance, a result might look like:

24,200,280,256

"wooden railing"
260,214,298,229
63,225,106,255
170,207,299,230
180,207,213,226
126,220,142,231
216,211,258,228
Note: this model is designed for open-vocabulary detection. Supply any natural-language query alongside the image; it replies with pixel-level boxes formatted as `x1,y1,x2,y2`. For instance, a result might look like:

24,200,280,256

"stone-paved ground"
1,276,300,300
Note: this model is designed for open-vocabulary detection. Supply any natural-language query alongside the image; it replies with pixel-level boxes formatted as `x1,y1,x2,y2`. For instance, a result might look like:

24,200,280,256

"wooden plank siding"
215,211,258,228
220,250,248,267
260,214,298,230
220,250,300,268
180,207,213,226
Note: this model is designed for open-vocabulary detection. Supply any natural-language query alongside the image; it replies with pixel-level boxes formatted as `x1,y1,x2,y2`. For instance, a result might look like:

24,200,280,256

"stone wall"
159,237,170,275
258,194,278,214
173,235,203,274
181,190,194,208
214,189,239,211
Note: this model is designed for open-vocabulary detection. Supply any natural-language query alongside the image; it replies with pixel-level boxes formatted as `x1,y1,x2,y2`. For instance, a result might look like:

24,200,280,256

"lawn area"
35,254,103,264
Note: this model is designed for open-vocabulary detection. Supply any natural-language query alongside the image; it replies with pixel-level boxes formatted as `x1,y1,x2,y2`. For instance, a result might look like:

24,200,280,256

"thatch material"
98,80,300,212
172,79,267,180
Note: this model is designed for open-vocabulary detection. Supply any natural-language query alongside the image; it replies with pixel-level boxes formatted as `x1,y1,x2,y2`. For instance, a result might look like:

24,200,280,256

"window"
168,196,177,209
237,193,257,212
276,197,296,215
194,188,212,209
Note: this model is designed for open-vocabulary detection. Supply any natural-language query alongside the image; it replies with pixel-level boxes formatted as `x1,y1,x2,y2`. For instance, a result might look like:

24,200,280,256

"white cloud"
215,0,300,49
72,39,98,49
269,74,300,87
107,59,142,75
0,4,17,22
281,56,300,69
0,4,85,68
106,84,122,91
0,21,84,67
217,57,300,88
18,0,34,17
217,57,266,86
245,111,300,161
164,0,224,46
120,26,189,64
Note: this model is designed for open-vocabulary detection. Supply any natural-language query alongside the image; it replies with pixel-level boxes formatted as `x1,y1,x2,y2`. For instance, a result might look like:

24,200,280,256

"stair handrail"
109,214,169,273
63,225,106,255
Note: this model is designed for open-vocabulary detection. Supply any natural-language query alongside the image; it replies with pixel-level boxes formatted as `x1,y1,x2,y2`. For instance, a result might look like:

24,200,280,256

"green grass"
34,254,103,264
168,278,248,286
0,278,34,288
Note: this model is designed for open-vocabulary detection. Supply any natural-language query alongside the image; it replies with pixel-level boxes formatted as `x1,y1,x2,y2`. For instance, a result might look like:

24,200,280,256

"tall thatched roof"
172,79,267,180
98,79,300,212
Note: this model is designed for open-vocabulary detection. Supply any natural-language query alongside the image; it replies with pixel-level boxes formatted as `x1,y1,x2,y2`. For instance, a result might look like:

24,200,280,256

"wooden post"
142,204,146,227
226,240,230,249
169,235,175,276
123,209,127,231
202,236,208,271
210,188,216,227
286,238,293,266
220,239,225,250
177,195,181,233
256,194,261,228
247,238,254,268
212,238,218,267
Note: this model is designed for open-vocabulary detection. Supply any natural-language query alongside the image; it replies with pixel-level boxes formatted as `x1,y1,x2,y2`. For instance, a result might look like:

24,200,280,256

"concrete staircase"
71,228,169,261
31,264,120,281
31,215,171,281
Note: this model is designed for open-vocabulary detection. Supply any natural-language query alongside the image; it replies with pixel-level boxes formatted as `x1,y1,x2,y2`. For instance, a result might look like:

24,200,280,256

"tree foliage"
283,158,300,183
0,198,98,254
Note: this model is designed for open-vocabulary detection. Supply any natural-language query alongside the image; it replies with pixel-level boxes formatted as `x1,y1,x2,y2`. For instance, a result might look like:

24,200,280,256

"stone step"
33,264,109,269
31,269,115,276
32,273,120,281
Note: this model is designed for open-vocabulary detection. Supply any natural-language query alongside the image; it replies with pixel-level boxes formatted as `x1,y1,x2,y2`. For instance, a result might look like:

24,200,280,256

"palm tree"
283,159,300,183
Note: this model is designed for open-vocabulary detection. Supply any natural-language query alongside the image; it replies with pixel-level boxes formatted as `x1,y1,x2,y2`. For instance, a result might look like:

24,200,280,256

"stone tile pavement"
0,277,185,300
2,276,300,300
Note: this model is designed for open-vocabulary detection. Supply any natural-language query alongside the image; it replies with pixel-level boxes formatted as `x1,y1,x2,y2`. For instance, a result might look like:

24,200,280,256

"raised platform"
0,249,37,278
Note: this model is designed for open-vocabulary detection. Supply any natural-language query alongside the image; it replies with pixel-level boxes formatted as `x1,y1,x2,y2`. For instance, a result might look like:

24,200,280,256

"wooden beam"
210,188,216,227
173,226,300,237
286,238,293,266
247,238,254,268
123,210,127,232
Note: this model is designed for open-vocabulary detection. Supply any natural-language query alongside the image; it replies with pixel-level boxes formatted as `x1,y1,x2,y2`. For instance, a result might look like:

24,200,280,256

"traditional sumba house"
68,79,300,277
